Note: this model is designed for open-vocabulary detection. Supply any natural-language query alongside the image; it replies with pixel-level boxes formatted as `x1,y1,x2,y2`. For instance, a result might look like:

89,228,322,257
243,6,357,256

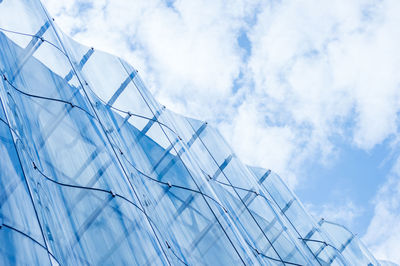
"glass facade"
0,0,380,265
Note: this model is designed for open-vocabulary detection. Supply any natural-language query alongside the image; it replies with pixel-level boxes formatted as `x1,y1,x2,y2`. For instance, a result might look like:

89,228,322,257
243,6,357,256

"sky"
42,0,400,263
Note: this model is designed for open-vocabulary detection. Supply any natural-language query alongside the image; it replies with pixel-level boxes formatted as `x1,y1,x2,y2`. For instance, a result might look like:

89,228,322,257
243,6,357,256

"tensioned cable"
119,150,228,213
299,238,338,264
214,178,273,204
244,239,304,266
0,108,53,167
2,73,95,119
257,249,304,266
212,178,256,194
149,219,189,266
95,96,179,137
198,167,275,206
0,95,56,265
165,241,189,266
146,218,189,266
0,27,67,56
298,238,342,253
31,160,147,216
1,223,61,265
0,117,9,126
206,172,273,204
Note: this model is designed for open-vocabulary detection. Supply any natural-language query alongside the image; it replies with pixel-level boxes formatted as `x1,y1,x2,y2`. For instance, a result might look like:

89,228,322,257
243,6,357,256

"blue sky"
298,137,393,234
43,0,400,263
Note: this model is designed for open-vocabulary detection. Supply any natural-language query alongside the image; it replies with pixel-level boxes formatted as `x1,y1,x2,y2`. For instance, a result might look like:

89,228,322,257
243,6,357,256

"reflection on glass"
0,0,380,265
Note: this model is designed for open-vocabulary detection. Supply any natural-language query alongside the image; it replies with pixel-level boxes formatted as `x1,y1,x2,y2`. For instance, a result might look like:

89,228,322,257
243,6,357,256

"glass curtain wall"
0,0,380,265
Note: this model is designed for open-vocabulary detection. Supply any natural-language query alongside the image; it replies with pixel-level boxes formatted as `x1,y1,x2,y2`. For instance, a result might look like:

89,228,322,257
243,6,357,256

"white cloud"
219,98,299,186
248,0,400,153
363,156,400,263
306,200,364,229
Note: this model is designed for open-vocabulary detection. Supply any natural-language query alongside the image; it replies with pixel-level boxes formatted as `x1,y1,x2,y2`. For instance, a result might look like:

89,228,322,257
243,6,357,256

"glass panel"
0,100,46,247
0,225,51,266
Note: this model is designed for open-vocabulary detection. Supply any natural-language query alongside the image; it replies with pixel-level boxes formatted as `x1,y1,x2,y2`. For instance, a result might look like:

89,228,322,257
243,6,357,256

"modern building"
0,0,382,265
